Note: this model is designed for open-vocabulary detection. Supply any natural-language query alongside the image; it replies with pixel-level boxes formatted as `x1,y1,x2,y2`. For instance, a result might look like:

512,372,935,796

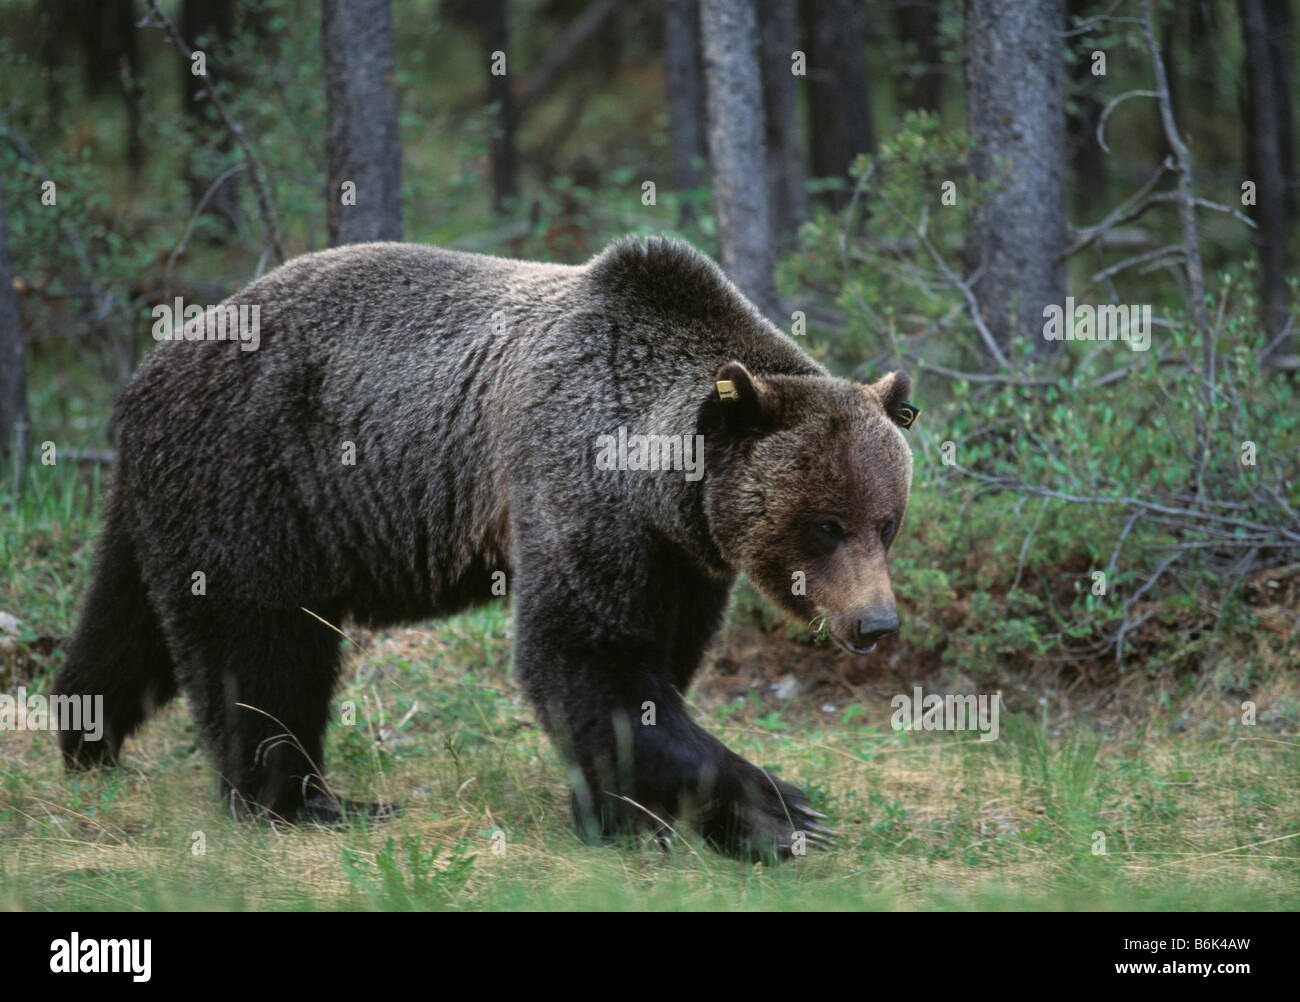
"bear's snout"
853,612,899,652
827,608,899,655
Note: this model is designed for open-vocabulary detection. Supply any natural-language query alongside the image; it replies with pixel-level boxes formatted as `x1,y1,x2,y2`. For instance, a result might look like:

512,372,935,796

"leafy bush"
784,114,1300,683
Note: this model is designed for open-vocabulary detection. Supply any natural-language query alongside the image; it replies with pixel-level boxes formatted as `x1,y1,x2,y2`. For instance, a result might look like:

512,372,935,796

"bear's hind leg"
53,506,178,769
177,605,394,824
217,606,351,822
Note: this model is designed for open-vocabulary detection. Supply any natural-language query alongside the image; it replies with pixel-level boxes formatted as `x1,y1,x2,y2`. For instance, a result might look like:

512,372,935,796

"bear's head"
702,361,916,655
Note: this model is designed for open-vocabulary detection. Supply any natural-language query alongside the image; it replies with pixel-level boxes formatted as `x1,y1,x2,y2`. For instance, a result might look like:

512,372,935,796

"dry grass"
2,608,1296,911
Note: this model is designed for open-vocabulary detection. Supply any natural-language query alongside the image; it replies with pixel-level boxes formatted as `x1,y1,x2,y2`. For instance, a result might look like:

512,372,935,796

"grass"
2,684,1296,909
1,464,1297,912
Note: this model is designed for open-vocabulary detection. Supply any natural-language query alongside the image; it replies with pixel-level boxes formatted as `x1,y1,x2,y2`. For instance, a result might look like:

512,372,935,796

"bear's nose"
854,614,899,649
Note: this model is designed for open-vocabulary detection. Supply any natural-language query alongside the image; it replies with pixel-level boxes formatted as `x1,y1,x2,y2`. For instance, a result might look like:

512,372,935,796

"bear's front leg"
513,587,833,861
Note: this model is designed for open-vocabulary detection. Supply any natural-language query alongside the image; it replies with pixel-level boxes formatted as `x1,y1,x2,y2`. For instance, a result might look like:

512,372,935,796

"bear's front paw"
698,765,836,863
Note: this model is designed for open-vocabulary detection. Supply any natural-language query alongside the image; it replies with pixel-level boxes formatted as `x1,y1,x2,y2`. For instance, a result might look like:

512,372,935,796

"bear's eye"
881,518,897,547
803,518,847,556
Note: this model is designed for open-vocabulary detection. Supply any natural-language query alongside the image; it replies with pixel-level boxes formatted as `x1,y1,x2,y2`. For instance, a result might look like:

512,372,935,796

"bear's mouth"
832,635,878,657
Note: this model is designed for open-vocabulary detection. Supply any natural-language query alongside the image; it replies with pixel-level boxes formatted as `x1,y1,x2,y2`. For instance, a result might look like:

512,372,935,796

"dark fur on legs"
53,501,178,769
57,237,913,857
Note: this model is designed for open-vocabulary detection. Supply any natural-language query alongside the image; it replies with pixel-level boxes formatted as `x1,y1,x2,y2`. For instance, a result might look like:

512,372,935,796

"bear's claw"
697,766,838,862
299,795,400,826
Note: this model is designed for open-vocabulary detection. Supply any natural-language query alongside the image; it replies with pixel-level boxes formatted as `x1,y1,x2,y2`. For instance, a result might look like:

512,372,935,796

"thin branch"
1096,89,1159,153
1061,3,1142,38
875,191,1012,369
164,161,247,302
1139,0,1208,341
1146,538,1286,550
839,158,879,279
1066,157,1172,256
1257,313,1294,366
1012,496,1052,592
1187,196,1257,229
1106,510,1142,577
948,463,1300,544
140,0,286,264
1115,551,1180,665
1083,243,1183,291
911,358,1058,388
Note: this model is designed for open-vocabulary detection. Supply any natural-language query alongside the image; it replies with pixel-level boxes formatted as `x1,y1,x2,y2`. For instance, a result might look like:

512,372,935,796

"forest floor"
2,593,1296,911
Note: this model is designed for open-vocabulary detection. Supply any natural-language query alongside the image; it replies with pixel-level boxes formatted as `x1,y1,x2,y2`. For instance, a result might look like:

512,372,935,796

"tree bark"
481,0,518,213
1265,2,1296,225
180,0,241,233
1065,0,1105,217
664,0,707,210
964,0,1066,356
1239,0,1294,356
0,182,30,495
801,0,873,210
120,0,144,178
757,0,807,244
700,0,780,320
323,0,403,244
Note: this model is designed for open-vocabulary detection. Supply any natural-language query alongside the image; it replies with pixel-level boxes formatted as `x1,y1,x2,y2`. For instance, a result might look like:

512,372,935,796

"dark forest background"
0,0,1298,913
1,0,1297,697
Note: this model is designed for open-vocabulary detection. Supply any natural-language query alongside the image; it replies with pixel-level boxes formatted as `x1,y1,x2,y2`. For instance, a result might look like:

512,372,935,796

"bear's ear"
868,370,920,429
712,361,781,436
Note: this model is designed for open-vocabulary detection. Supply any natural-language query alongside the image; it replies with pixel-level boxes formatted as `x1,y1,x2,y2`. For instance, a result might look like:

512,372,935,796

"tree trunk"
481,0,518,213
700,0,780,320
0,182,30,495
180,0,241,233
964,0,1066,356
518,0,621,112
1188,0,1218,107
98,0,144,176
801,0,873,210
41,0,140,164
38,0,66,129
323,0,403,244
1065,0,1105,217
1239,0,1293,356
895,0,943,113
115,0,143,177
1266,1,1296,226
664,0,707,215
757,0,807,244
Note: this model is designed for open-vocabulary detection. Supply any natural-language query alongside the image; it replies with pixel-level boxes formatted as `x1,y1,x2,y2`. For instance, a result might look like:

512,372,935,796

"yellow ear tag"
716,380,739,401
894,401,920,429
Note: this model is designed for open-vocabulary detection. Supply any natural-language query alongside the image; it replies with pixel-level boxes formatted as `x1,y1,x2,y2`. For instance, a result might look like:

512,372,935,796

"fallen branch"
948,463,1300,545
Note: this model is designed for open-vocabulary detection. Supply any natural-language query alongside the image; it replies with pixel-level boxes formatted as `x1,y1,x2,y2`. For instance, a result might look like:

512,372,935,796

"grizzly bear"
53,236,916,861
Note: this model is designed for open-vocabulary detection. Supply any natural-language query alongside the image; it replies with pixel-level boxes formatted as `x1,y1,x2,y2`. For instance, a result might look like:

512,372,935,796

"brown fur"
52,235,916,860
